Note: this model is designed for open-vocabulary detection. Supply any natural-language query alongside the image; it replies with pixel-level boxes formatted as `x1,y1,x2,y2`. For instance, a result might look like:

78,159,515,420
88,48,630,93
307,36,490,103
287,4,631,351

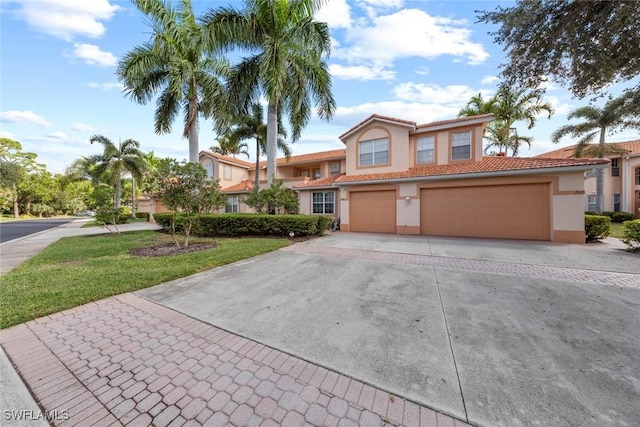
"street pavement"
0,218,77,243
1,224,638,426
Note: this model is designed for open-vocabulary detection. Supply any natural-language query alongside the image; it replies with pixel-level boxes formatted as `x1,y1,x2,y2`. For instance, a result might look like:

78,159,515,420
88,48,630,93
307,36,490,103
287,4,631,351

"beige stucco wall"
345,124,411,175
298,191,311,215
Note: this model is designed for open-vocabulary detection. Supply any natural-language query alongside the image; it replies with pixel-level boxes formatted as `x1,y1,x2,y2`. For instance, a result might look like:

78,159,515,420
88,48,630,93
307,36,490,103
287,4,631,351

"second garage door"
420,183,550,240
350,190,396,233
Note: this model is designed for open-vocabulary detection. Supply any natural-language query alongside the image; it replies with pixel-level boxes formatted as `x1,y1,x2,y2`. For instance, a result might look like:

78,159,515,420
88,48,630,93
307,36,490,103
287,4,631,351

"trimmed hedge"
584,214,610,242
153,213,330,237
602,211,634,223
622,219,640,251
135,212,150,220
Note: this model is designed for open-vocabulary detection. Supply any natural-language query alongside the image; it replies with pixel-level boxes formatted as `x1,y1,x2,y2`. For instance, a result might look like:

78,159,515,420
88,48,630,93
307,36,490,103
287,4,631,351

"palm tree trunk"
595,127,606,214
115,178,122,209
266,101,278,187
254,137,260,190
188,96,199,163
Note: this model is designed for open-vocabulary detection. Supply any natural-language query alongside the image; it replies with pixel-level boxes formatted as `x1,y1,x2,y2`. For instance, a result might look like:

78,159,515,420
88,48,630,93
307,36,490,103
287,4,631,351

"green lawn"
0,231,289,329
609,222,624,239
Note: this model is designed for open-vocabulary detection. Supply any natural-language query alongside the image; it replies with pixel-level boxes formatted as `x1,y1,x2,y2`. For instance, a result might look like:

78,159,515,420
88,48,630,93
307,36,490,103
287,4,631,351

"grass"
609,222,624,239
0,231,289,329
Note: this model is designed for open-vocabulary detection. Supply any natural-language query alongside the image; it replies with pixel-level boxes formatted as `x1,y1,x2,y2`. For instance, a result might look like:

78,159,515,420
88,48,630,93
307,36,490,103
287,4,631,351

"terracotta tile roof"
222,180,253,193
334,157,609,184
200,151,254,168
536,140,640,158
415,113,494,130
339,114,417,141
256,149,346,168
293,173,345,189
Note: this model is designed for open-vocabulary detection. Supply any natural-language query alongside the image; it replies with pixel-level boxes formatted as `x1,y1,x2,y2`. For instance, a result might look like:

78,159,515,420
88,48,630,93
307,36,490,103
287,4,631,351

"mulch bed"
129,242,218,257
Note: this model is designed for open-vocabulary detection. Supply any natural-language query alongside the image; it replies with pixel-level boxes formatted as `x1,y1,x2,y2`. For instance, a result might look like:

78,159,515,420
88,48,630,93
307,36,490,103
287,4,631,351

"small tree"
92,184,123,234
243,181,298,214
156,161,226,247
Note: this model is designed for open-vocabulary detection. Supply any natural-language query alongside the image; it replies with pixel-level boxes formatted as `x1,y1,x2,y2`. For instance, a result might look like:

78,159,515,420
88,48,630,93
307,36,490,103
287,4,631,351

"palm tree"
89,135,146,209
203,0,335,186
551,96,640,214
460,87,554,156
226,102,290,189
210,135,249,158
117,0,227,163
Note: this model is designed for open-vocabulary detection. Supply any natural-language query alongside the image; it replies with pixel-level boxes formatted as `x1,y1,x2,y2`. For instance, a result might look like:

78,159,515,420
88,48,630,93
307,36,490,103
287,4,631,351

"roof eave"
413,115,493,134
339,117,416,142
333,163,609,187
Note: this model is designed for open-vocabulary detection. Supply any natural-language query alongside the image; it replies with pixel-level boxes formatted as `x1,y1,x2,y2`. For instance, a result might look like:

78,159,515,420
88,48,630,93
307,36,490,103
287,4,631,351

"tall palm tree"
89,135,146,209
226,102,290,189
460,87,554,156
203,0,335,186
117,0,227,163
551,96,640,214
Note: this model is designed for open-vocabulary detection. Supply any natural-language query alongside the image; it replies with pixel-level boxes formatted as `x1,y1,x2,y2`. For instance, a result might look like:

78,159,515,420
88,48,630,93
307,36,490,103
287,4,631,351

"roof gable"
338,114,417,142
200,151,254,168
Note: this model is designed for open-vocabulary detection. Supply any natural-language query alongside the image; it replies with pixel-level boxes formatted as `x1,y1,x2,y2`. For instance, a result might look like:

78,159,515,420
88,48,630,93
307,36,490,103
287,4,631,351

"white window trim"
417,136,435,164
312,191,335,214
359,138,389,166
451,131,471,160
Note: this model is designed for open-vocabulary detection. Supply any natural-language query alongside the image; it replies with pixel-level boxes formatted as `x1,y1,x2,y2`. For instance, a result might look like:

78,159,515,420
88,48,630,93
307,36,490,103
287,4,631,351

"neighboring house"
536,140,640,218
291,114,607,243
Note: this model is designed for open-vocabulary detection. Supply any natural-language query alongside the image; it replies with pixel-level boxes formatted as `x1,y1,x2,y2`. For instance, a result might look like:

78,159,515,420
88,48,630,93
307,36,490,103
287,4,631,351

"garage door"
350,191,396,233
420,183,550,240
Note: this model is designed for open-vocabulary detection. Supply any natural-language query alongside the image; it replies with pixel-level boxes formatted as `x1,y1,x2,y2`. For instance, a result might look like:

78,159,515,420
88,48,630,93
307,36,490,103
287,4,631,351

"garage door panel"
350,191,396,233
420,184,550,240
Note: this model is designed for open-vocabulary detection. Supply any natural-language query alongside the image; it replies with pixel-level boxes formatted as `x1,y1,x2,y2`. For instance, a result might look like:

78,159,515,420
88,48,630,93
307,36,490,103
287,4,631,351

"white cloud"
28,131,69,143
329,63,395,80
0,110,52,127
481,75,499,85
543,95,573,116
11,0,120,41
0,130,17,140
317,0,352,29
70,43,117,67
71,123,95,132
335,101,462,125
414,66,429,76
393,82,492,105
334,8,489,66
87,82,123,91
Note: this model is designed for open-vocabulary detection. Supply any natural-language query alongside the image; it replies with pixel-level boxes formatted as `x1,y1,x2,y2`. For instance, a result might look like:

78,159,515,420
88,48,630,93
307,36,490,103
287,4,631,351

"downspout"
622,155,631,213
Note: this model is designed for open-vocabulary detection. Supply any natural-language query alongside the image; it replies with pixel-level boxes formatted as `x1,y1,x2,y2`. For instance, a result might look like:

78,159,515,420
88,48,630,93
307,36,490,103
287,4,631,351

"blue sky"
1,0,637,174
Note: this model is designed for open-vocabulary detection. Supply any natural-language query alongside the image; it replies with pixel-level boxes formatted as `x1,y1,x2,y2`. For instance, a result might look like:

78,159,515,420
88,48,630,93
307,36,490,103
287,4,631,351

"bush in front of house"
153,212,327,237
584,214,610,242
135,212,150,220
96,207,130,225
612,212,634,223
621,220,640,251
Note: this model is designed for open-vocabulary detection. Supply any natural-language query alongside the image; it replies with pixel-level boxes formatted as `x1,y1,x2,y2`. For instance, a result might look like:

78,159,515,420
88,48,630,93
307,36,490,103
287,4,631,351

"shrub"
155,213,327,237
612,212,634,223
316,216,332,236
621,220,640,251
135,212,150,220
584,211,598,216
584,214,610,242
96,207,130,225
602,211,615,219
243,182,299,214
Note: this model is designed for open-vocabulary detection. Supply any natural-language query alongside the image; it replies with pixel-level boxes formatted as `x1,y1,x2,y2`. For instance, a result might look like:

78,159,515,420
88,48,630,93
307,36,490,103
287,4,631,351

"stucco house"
290,114,607,243
140,112,608,243
536,140,640,217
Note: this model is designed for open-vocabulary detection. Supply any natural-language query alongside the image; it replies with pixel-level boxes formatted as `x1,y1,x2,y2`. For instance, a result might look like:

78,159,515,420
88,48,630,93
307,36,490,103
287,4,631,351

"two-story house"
292,114,608,243
536,140,640,217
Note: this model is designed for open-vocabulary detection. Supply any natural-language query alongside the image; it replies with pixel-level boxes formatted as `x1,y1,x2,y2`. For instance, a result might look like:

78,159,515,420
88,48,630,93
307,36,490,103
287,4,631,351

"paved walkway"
1,294,467,427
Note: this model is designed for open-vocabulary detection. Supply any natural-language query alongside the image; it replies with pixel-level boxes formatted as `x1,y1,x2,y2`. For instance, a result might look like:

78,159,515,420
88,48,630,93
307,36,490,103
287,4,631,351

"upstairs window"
451,131,471,160
313,168,321,180
636,167,640,185
417,136,435,164
300,170,309,177
359,138,389,166
202,161,214,180
330,161,341,176
611,158,619,176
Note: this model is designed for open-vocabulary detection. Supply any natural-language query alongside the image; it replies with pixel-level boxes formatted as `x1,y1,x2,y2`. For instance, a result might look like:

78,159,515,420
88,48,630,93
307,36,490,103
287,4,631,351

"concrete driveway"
138,233,640,427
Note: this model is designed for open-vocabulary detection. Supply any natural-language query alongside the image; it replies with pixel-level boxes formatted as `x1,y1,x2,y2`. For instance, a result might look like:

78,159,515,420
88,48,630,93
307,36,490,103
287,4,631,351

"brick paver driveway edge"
1,294,469,427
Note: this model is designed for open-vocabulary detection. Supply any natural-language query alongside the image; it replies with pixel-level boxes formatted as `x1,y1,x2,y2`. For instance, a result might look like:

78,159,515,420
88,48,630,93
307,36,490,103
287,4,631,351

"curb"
0,219,89,248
